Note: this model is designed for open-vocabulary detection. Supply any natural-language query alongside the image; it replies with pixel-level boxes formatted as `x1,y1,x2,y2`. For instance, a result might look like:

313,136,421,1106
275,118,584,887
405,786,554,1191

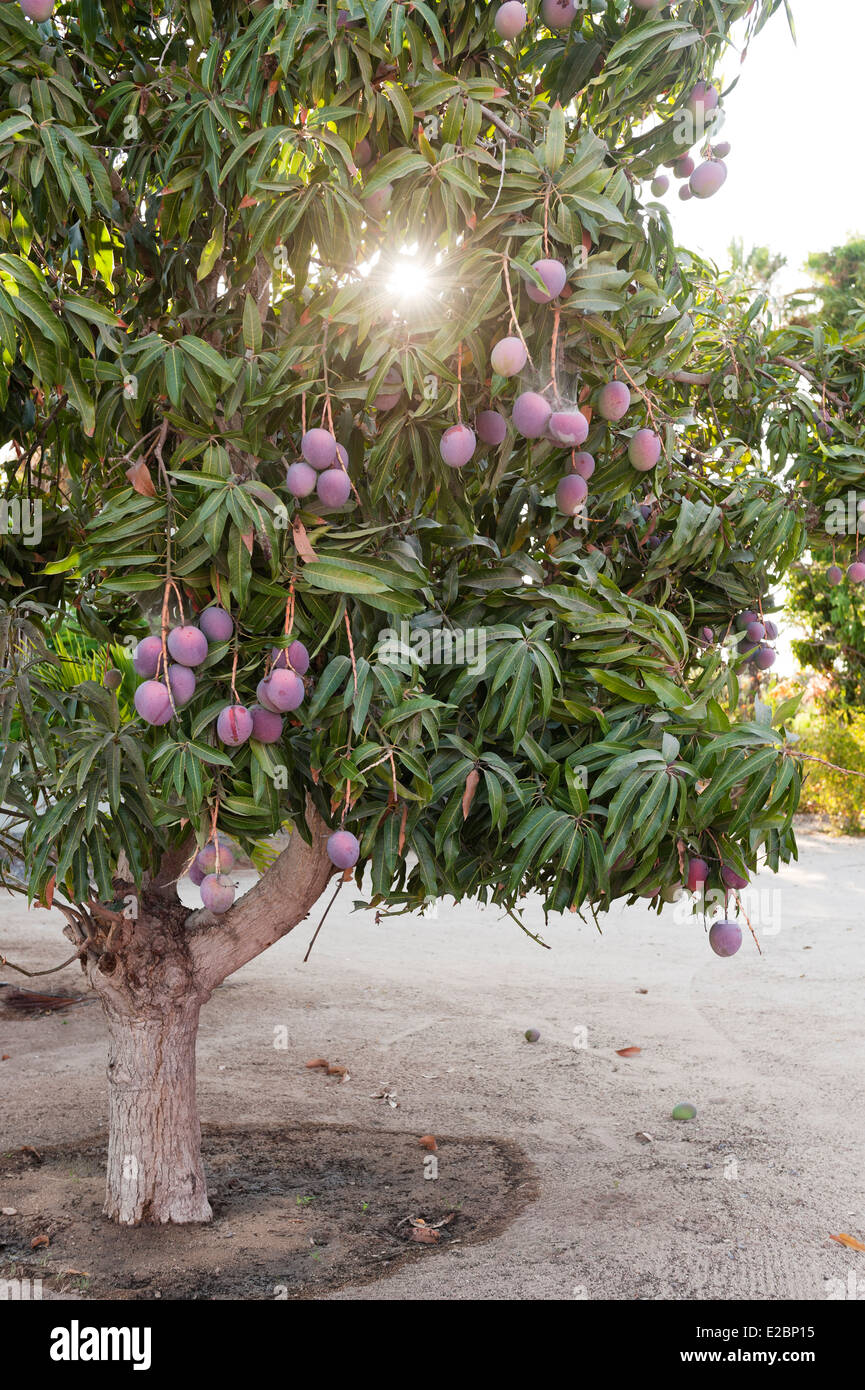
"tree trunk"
102,996,211,1225
67,802,335,1225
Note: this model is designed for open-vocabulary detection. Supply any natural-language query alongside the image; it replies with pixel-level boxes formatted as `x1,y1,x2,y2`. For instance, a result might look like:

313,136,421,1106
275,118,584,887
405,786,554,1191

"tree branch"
479,105,531,147
150,834,196,901
190,798,335,990
0,950,84,978
666,370,713,385
667,357,849,413
771,355,848,408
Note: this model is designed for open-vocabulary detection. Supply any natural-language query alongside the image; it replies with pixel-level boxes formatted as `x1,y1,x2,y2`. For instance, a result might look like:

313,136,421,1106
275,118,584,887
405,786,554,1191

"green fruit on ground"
671,1102,697,1121
524,1028,540,1042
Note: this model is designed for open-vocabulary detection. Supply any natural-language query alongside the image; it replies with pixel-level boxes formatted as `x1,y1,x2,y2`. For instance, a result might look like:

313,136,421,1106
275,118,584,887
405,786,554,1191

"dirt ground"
0,1127,533,1299
1,821,864,1301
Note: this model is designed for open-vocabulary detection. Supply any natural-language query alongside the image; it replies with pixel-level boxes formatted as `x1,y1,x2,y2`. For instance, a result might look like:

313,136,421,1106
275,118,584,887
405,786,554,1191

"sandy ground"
2,823,864,1301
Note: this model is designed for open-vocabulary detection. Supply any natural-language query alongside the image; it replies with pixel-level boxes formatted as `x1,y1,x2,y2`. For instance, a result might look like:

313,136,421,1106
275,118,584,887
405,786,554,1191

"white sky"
668,0,865,287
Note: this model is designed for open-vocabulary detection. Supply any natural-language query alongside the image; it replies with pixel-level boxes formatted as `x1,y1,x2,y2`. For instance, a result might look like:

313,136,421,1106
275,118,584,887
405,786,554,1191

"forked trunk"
71,804,334,1225
102,997,211,1225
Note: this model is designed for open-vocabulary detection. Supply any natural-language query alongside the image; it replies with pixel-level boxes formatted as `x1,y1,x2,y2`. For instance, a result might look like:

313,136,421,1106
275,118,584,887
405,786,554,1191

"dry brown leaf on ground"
304,1058,329,1069
408,1213,454,1230
31,1234,49,1249
409,1225,440,1244
418,1135,437,1152
830,1233,865,1251
326,1064,348,1077
616,1046,642,1057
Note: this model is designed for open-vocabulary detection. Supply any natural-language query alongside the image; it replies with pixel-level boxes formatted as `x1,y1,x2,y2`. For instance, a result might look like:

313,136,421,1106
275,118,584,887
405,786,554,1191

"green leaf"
382,82,414,142
165,346,185,410
178,335,236,382
65,367,96,436
544,102,566,174
196,222,224,283
242,293,262,354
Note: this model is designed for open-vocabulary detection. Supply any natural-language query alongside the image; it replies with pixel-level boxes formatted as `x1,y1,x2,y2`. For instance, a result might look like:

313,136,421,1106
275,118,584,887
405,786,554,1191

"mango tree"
0,0,839,1226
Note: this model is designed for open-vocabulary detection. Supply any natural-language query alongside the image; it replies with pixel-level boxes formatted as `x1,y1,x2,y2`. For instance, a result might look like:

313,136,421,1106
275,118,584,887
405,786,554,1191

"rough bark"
102,998,211,1224
71,801,335,1225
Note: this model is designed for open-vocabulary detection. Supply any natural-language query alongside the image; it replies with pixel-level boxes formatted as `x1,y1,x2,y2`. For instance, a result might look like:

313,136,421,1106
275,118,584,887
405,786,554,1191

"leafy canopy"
2,0,853,928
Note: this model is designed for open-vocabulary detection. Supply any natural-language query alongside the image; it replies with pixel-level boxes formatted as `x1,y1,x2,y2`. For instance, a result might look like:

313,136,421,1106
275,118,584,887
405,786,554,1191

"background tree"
801,237,865,336
766,235,865,707
0,0,846,1227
